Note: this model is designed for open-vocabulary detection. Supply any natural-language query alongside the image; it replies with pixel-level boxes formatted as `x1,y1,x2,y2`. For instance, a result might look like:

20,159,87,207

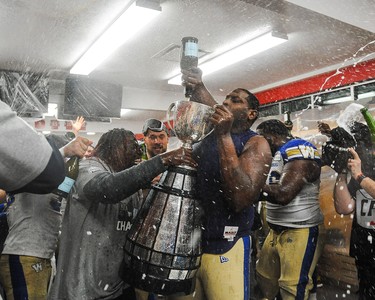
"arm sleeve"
0,102,65,193
82,156,167,204
10,136,65,194
347,177,359,198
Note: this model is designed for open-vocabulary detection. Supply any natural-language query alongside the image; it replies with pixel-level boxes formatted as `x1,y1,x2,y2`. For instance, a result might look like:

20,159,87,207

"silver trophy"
122,100,215,296
167,100,215,149
123,166,203,295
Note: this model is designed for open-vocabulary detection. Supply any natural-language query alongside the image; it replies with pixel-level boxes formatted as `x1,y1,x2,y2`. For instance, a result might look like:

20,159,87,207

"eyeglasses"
142,119,167,135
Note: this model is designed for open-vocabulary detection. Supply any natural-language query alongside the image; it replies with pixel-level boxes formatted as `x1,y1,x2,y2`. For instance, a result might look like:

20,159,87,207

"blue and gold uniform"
257,139,325,300
195,130,257,253
173,129,257,300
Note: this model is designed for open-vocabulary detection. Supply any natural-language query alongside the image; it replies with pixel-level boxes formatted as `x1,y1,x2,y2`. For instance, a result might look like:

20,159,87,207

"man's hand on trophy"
160,147,197,168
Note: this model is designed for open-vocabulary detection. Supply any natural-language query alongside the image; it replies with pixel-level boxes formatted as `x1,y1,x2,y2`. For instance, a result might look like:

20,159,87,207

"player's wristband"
356,173,367,184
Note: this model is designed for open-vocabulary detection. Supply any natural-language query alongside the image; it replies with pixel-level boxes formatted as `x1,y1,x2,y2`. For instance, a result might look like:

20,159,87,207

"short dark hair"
234,88,259,111
256,119,289,137
142,118,167,136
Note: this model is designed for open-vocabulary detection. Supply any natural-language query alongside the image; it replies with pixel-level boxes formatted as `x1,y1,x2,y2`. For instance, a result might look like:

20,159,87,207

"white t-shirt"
2,192,62,259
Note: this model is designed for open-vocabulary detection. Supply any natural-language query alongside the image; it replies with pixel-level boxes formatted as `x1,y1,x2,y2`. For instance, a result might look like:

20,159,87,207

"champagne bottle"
360,107,375,144
65,131,76,141
180,36,199,98
283,111,293,134
140,142,148,161
53,156,80,198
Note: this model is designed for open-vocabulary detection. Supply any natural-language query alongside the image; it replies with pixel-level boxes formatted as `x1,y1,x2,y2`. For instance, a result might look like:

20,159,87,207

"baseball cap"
142,118,167,135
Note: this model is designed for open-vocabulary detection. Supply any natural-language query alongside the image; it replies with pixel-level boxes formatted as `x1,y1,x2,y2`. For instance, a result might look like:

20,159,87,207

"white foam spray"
336,102,365,133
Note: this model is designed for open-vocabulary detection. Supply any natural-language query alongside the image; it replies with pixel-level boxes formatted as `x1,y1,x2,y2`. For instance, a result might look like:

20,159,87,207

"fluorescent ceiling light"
70,1,161,75
168,31,288,85
358,91,375,99
323,97,353,105
121,108,132,116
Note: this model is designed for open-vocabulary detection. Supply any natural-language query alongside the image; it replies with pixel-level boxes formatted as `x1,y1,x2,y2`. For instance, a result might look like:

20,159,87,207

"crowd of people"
0,66,374,300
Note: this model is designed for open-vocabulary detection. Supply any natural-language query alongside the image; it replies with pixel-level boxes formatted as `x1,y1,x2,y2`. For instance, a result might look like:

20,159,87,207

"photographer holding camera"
320,121,375,299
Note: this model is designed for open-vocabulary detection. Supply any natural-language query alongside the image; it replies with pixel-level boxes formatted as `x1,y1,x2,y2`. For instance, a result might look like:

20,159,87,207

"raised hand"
347,147,362,179
72,116,86,136
181,67,203,89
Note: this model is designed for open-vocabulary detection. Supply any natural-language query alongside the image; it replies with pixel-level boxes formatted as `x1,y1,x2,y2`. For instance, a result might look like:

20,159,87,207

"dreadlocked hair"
94,128,135,172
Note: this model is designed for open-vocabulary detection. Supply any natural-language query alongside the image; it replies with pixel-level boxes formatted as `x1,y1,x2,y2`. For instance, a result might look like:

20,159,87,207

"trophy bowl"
167,100,215,149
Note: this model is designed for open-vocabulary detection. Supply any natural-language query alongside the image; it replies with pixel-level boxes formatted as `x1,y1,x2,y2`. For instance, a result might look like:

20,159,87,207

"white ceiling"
286,0,375,33
0,0,374,123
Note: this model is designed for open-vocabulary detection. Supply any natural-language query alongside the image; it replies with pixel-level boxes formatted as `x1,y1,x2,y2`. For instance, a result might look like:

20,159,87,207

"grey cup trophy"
122,100,215,296
167,100,215,150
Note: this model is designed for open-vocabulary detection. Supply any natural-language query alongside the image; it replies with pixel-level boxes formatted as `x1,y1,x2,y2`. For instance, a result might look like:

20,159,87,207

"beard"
150,145,166,157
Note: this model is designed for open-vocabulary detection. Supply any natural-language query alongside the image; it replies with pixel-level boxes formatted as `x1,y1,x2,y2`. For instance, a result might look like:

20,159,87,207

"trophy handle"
166,102,176,136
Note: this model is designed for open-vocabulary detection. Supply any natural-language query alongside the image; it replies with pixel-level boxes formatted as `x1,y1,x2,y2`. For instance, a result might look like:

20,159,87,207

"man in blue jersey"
169,68,272,300
256,119,325,300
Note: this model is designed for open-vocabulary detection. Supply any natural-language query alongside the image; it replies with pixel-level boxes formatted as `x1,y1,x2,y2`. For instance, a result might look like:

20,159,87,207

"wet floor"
156,283,358,300
316,283,358,300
